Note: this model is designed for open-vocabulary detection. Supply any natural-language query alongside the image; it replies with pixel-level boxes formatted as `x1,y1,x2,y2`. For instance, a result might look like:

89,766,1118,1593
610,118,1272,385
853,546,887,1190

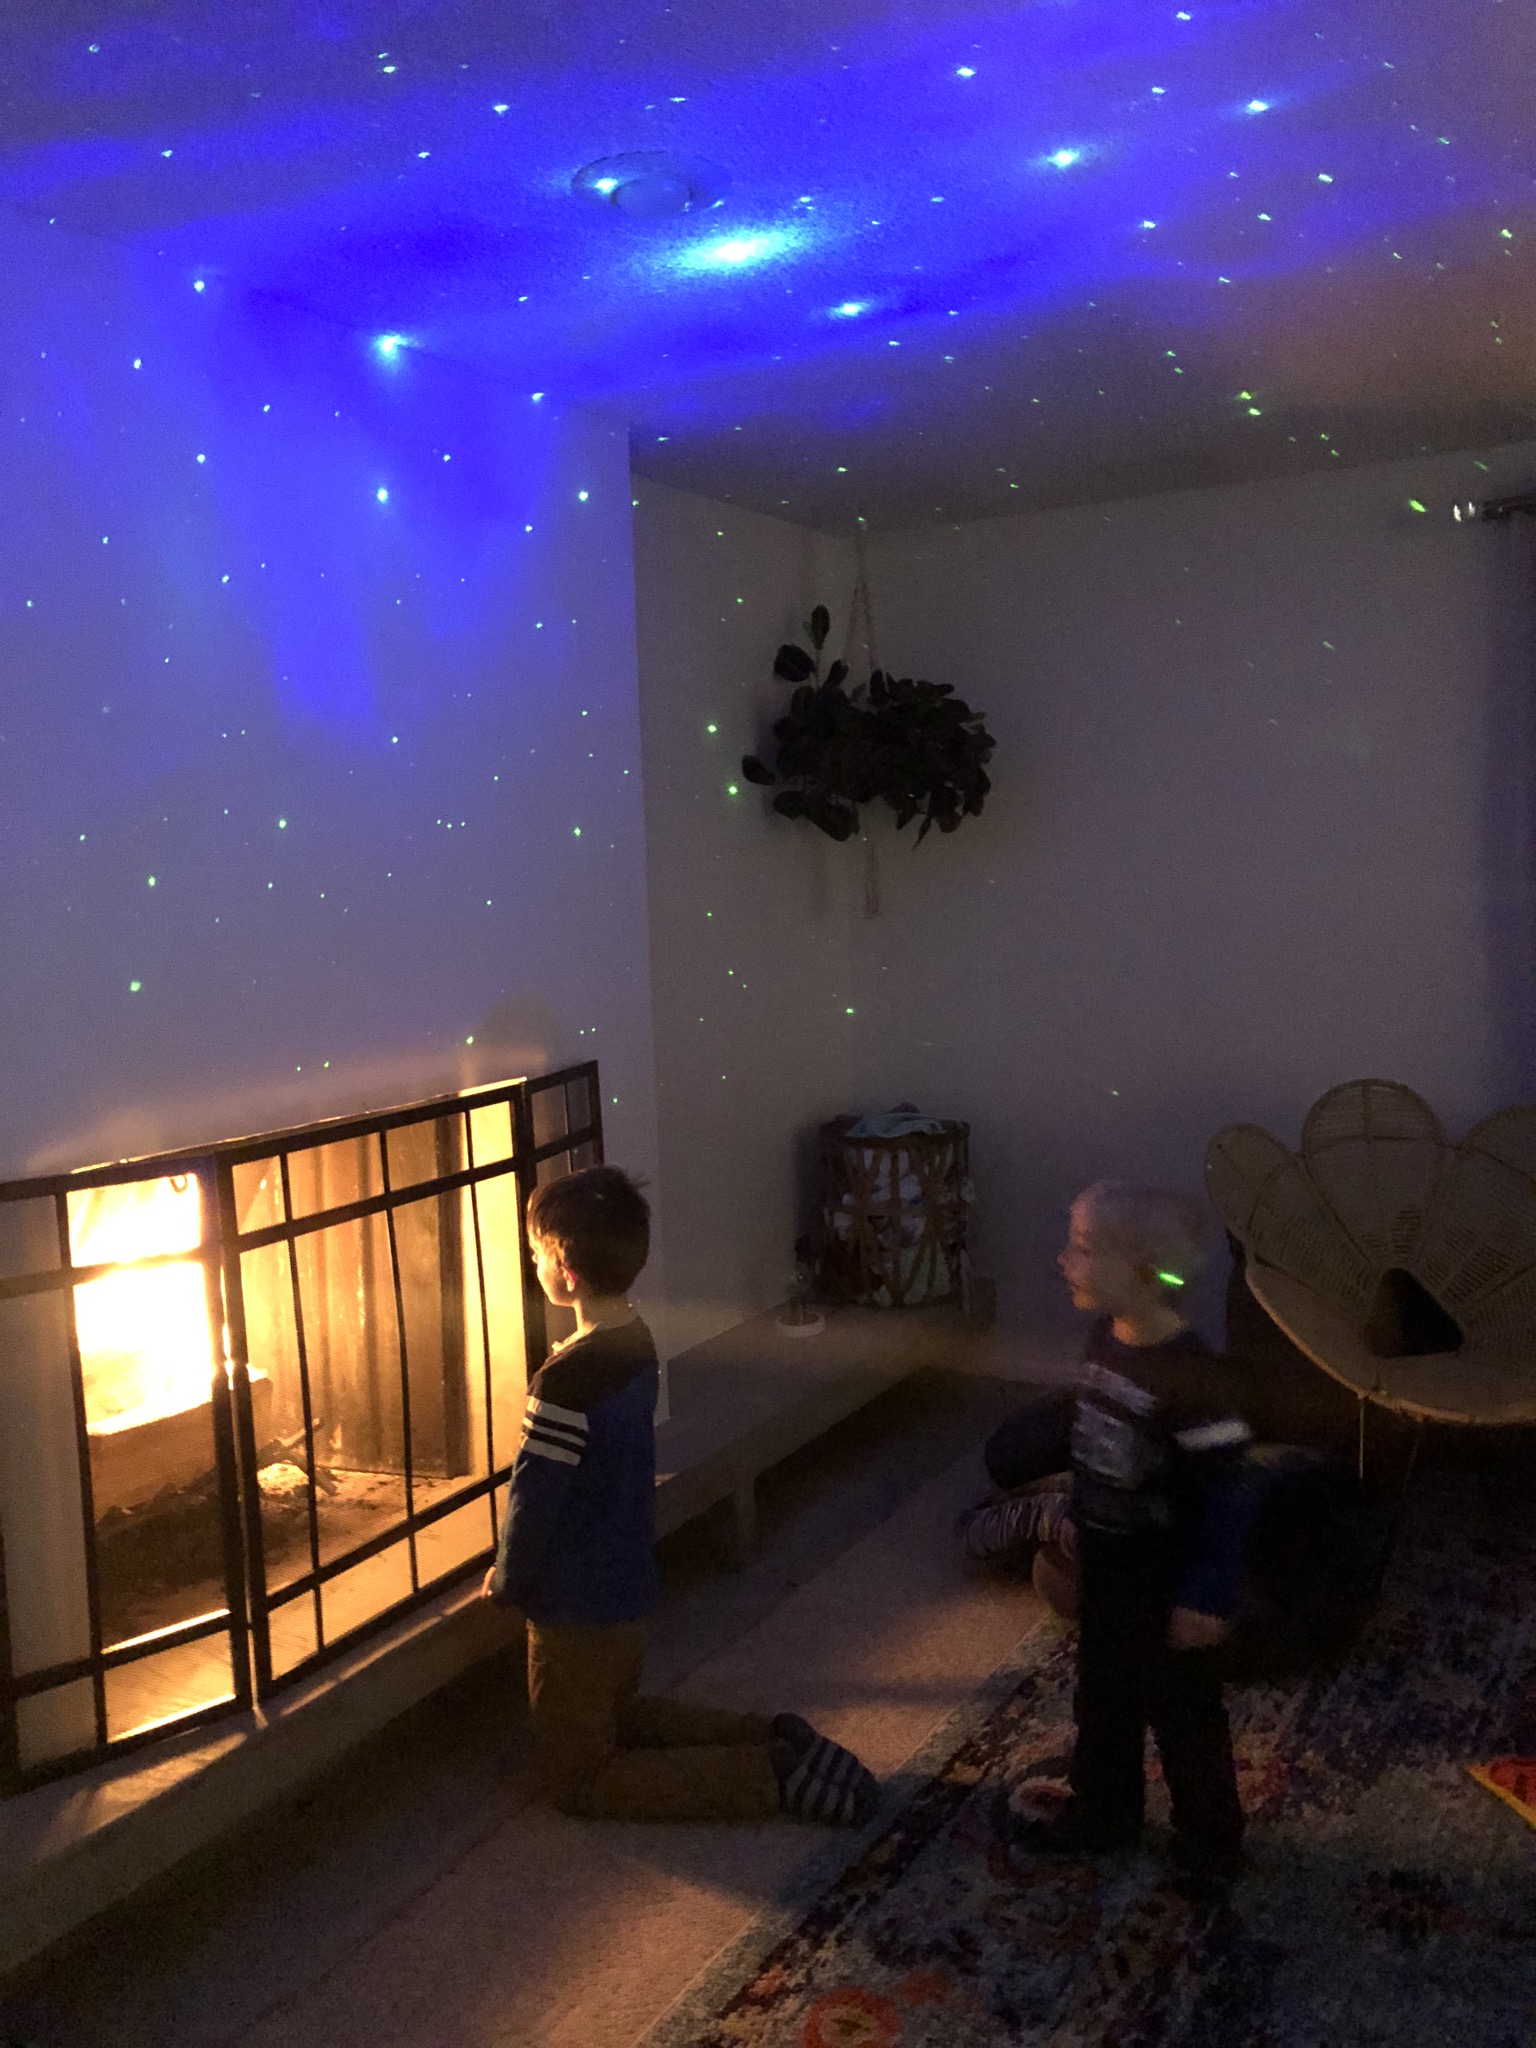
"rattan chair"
1206,1079,1536,1430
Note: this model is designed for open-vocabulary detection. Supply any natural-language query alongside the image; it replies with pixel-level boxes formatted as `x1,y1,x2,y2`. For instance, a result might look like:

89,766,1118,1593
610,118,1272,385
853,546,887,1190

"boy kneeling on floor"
483,1165,878,1826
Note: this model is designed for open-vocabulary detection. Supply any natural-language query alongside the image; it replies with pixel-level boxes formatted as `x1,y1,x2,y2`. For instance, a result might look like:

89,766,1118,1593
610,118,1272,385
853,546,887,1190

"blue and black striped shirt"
489,1318,660,1626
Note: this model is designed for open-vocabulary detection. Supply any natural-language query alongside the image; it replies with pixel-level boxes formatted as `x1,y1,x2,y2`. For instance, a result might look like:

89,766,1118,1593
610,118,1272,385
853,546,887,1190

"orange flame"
69,1176,218,1431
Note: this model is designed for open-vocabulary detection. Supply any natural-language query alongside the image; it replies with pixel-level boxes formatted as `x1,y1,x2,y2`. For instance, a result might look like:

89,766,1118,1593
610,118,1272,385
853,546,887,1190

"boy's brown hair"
526,1165,650,1295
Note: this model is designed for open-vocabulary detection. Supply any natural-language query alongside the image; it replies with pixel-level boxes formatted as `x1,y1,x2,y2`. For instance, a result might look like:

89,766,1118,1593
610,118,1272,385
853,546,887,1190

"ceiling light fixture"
572,152,730,219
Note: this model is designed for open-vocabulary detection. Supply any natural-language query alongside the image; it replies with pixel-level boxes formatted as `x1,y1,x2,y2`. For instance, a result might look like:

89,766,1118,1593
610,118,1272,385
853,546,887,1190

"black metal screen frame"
0,1062,602,1791
232,1065,603,1698
0,1158,253,1791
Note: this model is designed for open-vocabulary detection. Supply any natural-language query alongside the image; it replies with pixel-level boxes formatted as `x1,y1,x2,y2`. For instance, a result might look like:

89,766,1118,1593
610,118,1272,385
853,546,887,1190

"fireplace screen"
0,1064,601,1790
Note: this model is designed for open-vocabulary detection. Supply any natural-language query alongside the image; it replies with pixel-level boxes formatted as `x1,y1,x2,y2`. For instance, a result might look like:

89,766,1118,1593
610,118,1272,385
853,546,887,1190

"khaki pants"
526,1618,780,1822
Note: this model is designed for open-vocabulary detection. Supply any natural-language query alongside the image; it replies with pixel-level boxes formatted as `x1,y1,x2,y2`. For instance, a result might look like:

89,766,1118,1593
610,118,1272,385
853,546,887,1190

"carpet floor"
641,1466,1536,2048
0,1371,1033,2048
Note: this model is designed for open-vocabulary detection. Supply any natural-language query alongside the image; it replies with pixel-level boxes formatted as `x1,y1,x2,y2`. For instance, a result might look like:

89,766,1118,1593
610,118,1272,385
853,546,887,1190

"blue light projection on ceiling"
0,0,1532,525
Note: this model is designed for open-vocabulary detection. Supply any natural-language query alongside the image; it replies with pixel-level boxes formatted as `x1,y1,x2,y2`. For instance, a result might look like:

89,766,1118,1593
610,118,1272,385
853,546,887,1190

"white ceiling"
3,0,1533,527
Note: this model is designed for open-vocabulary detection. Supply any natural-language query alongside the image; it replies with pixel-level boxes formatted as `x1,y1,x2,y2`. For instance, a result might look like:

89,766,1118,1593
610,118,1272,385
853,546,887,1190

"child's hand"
480,1567,498,1601
1166,1607,1229,1651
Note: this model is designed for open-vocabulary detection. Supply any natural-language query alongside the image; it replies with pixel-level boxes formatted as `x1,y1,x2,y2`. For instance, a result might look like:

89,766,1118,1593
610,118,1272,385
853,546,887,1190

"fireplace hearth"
0,1064,601,1791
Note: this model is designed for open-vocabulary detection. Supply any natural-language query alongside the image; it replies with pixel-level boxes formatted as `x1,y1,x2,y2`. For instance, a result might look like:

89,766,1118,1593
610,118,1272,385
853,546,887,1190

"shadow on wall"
793,1119,826,1265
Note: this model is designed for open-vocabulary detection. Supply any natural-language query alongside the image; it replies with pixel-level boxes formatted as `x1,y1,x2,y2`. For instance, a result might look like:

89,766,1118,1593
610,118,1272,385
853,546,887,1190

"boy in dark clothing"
995,1181,1250,1896
484,1165,878,1826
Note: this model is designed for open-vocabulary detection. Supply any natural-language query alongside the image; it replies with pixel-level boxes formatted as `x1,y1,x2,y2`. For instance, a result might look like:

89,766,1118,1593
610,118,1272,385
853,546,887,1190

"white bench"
654,1300,989,1562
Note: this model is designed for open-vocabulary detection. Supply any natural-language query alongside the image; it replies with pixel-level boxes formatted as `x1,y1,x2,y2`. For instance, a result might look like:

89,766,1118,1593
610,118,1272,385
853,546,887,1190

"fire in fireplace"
0,1064,600,1790
70,1174,256,1518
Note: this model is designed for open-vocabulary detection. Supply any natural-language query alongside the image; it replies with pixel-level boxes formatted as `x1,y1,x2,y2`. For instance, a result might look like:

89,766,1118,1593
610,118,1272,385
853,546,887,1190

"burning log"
255,1420,339,1494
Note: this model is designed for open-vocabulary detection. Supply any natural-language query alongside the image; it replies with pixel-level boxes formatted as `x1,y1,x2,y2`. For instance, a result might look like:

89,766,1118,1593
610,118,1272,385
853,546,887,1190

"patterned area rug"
642,1471,1536,2048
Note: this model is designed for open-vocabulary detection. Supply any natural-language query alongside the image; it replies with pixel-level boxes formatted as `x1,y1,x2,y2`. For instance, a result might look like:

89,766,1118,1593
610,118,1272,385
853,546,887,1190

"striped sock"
770,1711,819,1755
956,1484,1069,1564
771,1731,879,1826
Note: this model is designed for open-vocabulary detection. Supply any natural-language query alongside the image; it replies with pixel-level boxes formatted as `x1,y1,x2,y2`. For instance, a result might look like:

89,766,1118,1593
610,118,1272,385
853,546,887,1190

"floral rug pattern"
648,1473,1536,2048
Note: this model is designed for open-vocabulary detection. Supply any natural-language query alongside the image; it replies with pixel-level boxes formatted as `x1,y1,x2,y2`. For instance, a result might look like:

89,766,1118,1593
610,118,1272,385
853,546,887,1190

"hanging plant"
741,605,996,842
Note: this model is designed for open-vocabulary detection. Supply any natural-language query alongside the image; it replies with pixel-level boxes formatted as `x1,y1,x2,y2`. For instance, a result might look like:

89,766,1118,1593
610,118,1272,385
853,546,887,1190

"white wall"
854,442,1536,1344
7,225,1532,1375
632,481,858,1353
0,210,661,1249
635,445,1536,1355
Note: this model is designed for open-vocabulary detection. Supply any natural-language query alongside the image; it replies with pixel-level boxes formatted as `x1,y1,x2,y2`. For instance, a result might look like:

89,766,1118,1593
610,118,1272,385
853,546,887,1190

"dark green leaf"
774,643,816,683
804,793,858,840
754,619,995,846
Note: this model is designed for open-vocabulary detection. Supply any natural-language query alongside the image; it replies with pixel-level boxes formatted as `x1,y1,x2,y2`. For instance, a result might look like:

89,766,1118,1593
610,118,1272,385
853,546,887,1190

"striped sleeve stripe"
530,1397,588,1431
522,1433,581,1466
515,1389,591,1466
525,1409,584,1441
524,1400,587,1449
518,1394,589,1467
523,1416,585,1446
524,1414,586,1454
1082,1362,1159,1416
1175,1417,1253,1452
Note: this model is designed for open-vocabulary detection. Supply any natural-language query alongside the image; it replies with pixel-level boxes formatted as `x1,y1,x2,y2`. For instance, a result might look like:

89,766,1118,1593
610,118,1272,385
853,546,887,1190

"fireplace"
0,1063,601,1790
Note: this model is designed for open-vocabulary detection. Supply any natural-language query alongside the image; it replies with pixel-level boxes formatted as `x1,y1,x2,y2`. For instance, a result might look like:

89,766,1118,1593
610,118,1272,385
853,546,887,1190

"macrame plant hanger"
840,517,882,919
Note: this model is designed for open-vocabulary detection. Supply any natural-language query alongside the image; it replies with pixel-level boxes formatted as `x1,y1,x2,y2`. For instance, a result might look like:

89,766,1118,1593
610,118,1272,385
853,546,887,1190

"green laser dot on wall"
1157,1271,1185,1287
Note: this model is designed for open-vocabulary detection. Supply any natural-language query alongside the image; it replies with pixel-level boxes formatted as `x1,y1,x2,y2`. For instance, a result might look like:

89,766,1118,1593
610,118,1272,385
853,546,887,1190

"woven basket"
1206,1080,1536,1426
818,1118,970,1307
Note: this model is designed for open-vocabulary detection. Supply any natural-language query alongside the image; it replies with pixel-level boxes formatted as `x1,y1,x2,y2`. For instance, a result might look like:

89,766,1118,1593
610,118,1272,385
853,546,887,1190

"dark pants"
984,1390,1075,1493
1069,1523,1244,1854
526,1620,779,1821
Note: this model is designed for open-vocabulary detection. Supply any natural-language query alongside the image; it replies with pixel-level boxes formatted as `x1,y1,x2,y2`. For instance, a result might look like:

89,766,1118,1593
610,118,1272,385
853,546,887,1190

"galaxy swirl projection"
0,0,1531,537
0,207,656,1180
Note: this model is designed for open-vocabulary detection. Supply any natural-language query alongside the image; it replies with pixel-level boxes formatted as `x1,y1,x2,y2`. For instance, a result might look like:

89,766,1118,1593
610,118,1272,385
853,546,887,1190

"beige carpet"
237,1446,1044,2048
